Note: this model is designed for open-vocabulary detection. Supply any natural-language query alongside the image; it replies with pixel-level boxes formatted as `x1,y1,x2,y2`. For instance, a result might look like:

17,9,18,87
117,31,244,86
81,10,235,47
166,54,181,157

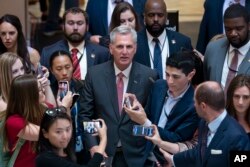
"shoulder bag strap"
7,138,25,167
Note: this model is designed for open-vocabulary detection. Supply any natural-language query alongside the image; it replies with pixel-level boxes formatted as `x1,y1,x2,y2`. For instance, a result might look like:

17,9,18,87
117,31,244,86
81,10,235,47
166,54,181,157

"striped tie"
71,48,81,80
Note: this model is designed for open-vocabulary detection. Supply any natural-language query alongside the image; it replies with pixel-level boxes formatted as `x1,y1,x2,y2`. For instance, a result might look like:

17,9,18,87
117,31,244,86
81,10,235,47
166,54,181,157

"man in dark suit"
125,51,200,165
160,81,250,167
86,0,146,36
40,7,110,80
196,0,250,54
204,4,250,91
79,25,158,167
134,0,193,79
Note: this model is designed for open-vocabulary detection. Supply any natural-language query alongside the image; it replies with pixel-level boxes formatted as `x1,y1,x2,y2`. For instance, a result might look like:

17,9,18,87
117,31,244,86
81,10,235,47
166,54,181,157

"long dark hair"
36,109,76,162
226,74,250,125
109,2,141,32
3,74,44,151
0,14,32,73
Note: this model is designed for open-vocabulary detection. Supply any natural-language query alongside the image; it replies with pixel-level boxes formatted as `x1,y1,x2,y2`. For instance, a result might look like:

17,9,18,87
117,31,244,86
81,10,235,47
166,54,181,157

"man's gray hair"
110,25,137,44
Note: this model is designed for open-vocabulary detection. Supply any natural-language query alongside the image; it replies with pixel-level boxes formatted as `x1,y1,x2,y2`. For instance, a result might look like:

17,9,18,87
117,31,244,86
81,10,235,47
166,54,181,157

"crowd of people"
0,0,250,167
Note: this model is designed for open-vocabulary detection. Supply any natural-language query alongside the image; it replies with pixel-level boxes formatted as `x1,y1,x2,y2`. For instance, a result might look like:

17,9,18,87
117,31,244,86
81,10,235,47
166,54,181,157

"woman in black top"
36,109,107,167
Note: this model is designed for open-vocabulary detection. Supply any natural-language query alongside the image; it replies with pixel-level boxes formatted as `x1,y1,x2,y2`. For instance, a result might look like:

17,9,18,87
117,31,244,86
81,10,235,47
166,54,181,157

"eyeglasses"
45,107,67,117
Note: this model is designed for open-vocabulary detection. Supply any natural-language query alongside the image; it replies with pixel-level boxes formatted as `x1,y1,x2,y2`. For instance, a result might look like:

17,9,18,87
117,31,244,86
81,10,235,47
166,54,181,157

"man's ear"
200,102,206,110
187,69,196,81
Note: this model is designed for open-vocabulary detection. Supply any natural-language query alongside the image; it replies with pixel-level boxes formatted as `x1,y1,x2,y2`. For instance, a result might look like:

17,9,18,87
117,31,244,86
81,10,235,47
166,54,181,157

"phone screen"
132,125,153,137
83,121,101,134
58,81,69,100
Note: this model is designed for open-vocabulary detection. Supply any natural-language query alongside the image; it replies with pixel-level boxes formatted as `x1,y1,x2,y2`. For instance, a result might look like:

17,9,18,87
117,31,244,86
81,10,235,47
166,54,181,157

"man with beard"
40,7,110,81
204,4,250,92
134,0,193,79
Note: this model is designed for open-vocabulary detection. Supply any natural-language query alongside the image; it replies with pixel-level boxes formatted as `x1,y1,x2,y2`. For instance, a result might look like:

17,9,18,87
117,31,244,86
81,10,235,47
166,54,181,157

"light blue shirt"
158,84,190,128
207,110,227,146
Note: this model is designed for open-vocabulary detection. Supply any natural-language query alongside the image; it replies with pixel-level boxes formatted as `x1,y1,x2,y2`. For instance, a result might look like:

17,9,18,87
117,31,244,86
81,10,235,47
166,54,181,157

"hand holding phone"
58,81,69,100
83,121,102,134
124,97,132,109
132,125,154,137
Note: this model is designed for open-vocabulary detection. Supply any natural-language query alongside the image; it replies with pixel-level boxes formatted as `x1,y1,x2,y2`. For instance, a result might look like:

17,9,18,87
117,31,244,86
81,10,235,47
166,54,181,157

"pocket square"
211,149,222,155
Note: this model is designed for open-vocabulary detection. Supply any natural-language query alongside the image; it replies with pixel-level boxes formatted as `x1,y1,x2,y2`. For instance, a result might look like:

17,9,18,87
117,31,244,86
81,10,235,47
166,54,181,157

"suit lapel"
155,85,168,124
203,114,228,164
120,63,141,122
216,41,228,82
85,41,96,68
167,29,176,55
238,48,250,74
167,86,194,122
104,62,120,121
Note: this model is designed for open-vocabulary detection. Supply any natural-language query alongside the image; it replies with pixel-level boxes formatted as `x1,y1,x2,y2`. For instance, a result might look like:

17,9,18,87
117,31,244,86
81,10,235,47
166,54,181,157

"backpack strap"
7,138,25,167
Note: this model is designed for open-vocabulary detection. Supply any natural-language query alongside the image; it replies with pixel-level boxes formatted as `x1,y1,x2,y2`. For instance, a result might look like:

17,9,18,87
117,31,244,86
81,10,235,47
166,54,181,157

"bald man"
160,81,250,167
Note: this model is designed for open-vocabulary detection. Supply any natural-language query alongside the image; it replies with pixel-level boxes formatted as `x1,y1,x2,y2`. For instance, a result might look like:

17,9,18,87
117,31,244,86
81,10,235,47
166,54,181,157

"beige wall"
0,0,28,37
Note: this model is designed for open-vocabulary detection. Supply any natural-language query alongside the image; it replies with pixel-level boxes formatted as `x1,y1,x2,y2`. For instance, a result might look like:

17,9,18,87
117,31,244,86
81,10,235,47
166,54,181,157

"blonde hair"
0,52,23,101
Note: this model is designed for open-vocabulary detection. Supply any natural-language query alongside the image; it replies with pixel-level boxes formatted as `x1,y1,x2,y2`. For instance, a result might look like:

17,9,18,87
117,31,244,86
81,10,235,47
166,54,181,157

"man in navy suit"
86,0,146,36
134,0,193,79
79,25,158,167
41,7,110,81
125,51,200,165
160,81,250,167
196,0,250,54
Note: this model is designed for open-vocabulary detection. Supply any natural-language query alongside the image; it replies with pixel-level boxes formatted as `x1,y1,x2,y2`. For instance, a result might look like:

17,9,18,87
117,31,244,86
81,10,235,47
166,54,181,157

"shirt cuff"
143,119,152,126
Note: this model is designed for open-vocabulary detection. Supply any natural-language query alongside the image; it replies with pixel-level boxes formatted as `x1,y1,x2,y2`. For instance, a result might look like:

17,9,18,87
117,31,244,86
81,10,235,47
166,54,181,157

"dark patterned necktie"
153,38,163,79
224,49,239,92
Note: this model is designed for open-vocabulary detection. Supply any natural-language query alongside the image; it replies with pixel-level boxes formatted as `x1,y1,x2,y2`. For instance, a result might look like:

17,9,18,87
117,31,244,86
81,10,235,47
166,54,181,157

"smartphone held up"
57,81,69,100
83,121,102,134
132,125,154,137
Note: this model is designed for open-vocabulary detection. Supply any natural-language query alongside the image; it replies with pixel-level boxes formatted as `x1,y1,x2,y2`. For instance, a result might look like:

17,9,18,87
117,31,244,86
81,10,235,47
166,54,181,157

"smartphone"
83,121,102,134
70,93,80,109
57,81,69,100
124,97,132,109
36,62,44,77
132,125,154,137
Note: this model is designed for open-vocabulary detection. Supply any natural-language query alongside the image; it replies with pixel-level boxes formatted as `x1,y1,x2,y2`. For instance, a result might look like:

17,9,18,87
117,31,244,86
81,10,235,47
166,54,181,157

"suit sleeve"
173,145,198,167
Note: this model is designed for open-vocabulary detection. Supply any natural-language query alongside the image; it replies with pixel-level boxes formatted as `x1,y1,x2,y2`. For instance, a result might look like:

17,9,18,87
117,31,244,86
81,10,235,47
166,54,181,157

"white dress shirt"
69,41,87,79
